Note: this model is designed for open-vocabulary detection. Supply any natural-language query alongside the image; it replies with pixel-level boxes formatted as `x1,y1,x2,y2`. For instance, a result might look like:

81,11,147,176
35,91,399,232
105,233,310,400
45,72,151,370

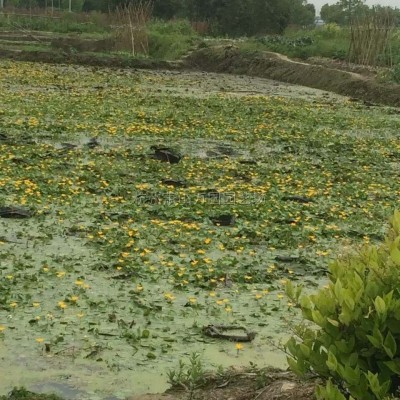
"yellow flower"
188,297,197,304
0,325,6,332
10,302,17,308
35,338,45,343
75,279,84,286
70,296,79,303
135,284,144,292
235,343,244,351
255,293,262,300
164,293,176,302
58,301,67,309
77,312,85,318
32,302,40,307
56,271,66,278
204,238,212,244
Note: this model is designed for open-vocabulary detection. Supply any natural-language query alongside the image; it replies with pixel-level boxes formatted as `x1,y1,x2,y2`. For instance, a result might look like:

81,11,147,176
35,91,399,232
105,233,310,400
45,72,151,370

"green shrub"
285,211,400,400
149,19,195,36
148,20,198,60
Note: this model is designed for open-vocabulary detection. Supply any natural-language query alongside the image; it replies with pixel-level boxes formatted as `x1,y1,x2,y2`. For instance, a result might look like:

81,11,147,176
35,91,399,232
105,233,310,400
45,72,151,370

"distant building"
315,17,325,27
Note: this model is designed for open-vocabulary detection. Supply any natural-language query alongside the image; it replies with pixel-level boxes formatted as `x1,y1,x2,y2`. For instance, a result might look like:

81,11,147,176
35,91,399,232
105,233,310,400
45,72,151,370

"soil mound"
183,46,400,107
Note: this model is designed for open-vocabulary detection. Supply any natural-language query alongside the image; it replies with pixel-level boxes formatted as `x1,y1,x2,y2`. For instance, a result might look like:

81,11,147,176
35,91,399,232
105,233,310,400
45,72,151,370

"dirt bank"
0,48,175,70
127,370,316,400
0,39,399,107
183,46,400,107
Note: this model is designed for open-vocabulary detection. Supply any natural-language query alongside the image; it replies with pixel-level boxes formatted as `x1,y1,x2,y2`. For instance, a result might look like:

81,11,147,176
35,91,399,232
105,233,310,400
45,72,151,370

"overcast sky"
310,0,399,14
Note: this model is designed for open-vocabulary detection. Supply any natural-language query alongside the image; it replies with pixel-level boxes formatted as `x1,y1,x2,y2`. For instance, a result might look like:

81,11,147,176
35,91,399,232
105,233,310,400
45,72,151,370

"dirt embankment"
128,370,317,400
0,48,175,70
0,36,399,107
183,46,400,107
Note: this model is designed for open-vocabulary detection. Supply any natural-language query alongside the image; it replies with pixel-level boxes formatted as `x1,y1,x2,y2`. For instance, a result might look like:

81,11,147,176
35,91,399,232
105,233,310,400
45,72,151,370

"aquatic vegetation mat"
0,61,399,398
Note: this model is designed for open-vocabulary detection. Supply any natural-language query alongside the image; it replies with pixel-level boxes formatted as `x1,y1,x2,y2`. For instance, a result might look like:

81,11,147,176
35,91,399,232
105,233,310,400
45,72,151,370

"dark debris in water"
87,137,100,149
150,145,182,164
0,206,33,219
281,195,314,204
211,214,235,226
161,179,188,188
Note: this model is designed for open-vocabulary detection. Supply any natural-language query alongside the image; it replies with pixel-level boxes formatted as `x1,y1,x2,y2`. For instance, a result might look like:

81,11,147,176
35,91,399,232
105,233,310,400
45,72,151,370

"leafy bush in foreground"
286,211,400,400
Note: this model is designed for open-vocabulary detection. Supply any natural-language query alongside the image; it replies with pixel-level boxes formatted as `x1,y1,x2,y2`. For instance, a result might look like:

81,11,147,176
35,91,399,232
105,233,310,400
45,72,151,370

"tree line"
320,0,400,26
3,0,316,35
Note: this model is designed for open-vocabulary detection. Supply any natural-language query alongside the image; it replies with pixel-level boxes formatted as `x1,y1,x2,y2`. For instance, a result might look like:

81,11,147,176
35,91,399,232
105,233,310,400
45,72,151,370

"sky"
310,0,399,14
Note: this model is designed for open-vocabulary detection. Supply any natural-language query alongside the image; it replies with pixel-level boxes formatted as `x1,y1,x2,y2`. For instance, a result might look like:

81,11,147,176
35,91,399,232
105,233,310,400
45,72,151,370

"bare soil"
127,371,317,400
183,46,400,107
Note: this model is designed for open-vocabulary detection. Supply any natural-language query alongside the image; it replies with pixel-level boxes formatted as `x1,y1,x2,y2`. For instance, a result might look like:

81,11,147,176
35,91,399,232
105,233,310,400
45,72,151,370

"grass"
0,58,400,395
236,25,350,61
0,10,110,34
148,19,199,60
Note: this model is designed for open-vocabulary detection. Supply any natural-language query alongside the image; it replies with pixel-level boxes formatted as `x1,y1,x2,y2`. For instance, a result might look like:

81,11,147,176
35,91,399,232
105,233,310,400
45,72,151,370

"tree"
289,0,315,26
321,3,347,24
320,0,368,25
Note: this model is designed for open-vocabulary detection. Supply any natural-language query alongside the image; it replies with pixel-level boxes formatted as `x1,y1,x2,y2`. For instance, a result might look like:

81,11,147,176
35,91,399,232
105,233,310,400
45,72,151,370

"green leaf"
334,279,344,305
343,293,355,311
366,371,386,399
300,295,312,310
311,309,326,327
338,308,352,326
390,244,400,265
326,352,338,372
335,337,355,354
328,318,339,327
287,356,305,376
316,380,346,400
383,331,397,358
285,337,298,356
285,280,295,300
366,334,382,348
374,296,386,317
342,364,360,385
348,352,358,367
299,343,310,358
384,358,400,374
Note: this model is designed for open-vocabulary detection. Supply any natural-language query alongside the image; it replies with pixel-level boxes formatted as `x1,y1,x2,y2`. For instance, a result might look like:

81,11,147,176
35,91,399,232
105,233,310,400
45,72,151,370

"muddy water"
125,69,346,102
0,65,334,399
0,213,307,399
